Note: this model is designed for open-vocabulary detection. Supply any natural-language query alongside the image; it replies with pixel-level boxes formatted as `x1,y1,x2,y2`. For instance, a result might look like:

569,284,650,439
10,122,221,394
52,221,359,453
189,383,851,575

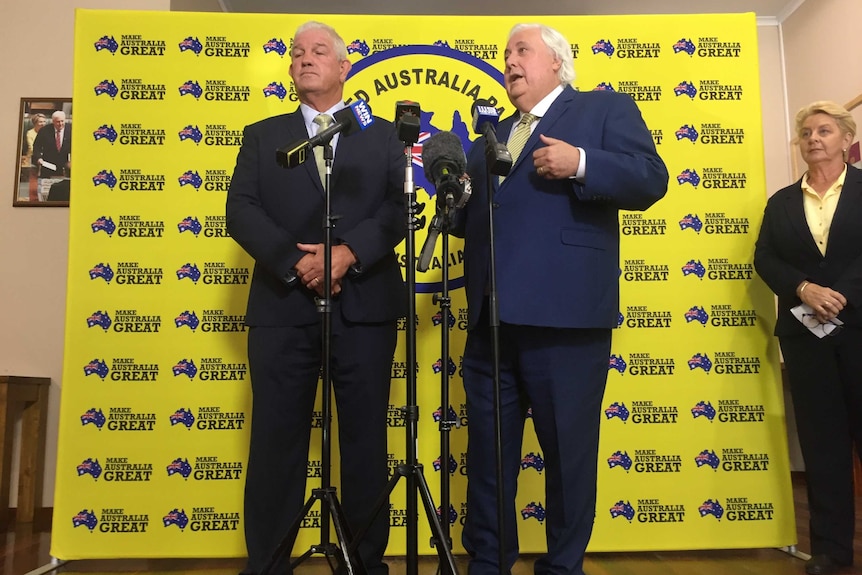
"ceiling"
175,0,806,23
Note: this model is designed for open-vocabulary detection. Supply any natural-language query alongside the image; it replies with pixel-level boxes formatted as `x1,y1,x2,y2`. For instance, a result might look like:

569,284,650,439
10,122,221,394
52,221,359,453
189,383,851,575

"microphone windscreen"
421,131,467,182
471,99,500,134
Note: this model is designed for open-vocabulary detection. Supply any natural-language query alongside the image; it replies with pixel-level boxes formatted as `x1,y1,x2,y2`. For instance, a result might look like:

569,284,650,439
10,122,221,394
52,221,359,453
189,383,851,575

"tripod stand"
350,105,458,575
431,205,456,554
261,137,364,575
417,188,463,557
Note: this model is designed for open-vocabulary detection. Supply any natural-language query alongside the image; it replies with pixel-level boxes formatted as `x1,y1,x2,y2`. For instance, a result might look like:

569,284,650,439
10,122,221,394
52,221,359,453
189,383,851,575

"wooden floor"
3,473,862,575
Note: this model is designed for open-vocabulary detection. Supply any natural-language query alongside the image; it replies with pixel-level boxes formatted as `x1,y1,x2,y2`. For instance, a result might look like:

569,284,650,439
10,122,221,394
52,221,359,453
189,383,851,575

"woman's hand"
798,281,847,322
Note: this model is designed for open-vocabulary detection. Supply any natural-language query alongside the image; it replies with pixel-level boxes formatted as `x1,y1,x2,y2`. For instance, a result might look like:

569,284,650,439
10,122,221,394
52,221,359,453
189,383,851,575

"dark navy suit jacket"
755,163,862,335
226,108,406,326
454,86,668,330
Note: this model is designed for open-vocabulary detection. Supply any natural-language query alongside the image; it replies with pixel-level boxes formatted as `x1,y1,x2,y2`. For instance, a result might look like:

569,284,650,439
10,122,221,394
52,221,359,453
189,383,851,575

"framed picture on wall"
847,93,862,170
13,97,73,207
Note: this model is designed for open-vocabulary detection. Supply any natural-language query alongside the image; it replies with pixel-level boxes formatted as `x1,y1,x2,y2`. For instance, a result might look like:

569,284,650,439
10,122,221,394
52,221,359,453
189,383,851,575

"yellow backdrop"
52,9,793,559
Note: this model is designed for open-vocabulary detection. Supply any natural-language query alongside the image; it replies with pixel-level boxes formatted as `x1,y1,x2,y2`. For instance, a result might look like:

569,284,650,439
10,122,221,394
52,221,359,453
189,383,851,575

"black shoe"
805,555,839,575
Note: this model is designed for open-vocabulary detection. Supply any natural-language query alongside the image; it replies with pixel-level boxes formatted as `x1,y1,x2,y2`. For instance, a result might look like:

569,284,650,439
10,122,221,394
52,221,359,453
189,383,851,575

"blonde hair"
30,113,46,128
794,100,856,142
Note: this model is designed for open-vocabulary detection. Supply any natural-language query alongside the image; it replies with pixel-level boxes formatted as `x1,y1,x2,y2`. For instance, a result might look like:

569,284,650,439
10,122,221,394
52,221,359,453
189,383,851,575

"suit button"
492,203,500,208
819,261,827,268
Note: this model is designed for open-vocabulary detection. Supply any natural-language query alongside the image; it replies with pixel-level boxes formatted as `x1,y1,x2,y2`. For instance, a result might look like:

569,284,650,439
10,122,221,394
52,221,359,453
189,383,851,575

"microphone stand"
432,196,456,556
262,138,364,575
481,138,510,575
351,121,458,575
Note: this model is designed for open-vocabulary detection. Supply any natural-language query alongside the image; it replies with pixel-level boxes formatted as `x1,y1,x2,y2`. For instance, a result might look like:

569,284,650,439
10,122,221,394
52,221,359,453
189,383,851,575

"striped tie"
313,114,334,183
501,113,536,182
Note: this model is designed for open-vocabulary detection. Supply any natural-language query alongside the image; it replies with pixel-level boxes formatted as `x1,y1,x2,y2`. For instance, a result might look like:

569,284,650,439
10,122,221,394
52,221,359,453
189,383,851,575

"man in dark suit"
452,23,667,575
31,110,71,178
226,21,406,575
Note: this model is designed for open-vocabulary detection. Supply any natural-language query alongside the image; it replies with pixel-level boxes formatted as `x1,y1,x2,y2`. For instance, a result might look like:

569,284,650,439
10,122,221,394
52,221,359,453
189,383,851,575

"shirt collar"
300,102,346,135
520,85,564,121
801,164,847,194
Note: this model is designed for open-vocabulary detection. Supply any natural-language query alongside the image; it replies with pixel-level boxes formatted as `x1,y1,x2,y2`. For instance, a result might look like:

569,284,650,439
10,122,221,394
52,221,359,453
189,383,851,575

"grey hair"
293,21,348,61
508,23,576,86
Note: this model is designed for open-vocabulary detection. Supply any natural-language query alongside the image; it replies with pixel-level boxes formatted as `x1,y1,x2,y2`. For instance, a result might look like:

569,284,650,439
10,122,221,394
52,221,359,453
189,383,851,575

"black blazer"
754,163,862,335
226,108,407,326
31,124,71,177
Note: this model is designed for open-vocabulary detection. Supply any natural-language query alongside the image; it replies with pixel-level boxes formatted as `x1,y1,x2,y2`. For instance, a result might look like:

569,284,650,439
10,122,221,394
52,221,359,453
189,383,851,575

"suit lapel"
282,109,324,194
330,127,354,192
782,180,821,258
826,164,862,255
506,86,577,176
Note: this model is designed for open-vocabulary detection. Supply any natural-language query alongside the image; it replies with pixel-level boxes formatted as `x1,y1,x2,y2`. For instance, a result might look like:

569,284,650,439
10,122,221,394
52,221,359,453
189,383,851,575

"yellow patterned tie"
501,113,537,182
313,114,334,183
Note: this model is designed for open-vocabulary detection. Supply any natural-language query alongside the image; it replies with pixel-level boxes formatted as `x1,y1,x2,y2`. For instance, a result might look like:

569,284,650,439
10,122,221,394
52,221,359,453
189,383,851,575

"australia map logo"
674,81,697,98
604,402,630,423
592,39,614,56
673,38,697,56
263,38,288,56
95,35,119,54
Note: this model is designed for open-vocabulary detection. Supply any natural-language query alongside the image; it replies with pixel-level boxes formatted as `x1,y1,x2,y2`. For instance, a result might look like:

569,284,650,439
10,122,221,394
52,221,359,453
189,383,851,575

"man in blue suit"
226,21,406,575
453,23,668,575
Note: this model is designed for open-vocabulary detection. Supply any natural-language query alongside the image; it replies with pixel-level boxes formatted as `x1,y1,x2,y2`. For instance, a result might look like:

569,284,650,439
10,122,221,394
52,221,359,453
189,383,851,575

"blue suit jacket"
754,163,862,335
226,108,407,326
454,87,668,330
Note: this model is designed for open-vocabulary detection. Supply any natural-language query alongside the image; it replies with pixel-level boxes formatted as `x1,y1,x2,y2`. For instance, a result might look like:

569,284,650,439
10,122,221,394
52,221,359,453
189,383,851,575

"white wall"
759,24,794,205
0,1,795,509
782,0,862,175
0,0,170,511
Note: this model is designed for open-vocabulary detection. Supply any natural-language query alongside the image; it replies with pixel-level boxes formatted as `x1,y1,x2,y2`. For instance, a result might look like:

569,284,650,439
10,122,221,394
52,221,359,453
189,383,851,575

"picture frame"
13,98,73,207
846,93,862,171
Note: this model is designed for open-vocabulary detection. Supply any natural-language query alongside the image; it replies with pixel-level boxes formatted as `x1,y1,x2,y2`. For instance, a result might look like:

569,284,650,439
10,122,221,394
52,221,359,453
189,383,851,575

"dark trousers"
781,327,862,564
242,309,396,575
461,302,611,575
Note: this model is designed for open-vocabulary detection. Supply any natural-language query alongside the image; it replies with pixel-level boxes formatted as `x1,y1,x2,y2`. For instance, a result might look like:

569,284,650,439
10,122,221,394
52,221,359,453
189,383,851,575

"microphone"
275,100,375,169
417,214,443,273
472,100,500,135
394,100,421,145
417,131,472,273
421,131,471,210
471,99,512,176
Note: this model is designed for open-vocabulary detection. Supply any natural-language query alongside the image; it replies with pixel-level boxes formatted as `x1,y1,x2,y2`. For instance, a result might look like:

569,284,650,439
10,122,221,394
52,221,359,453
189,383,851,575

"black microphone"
275,100,375,168
471,99,512,176
421,131,470,210
417,132,472,272
394,100,421,145
417,214,444,273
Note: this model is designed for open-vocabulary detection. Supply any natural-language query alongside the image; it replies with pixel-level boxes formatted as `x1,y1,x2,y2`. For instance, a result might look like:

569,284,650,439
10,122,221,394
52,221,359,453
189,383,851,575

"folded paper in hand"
790,303,843,338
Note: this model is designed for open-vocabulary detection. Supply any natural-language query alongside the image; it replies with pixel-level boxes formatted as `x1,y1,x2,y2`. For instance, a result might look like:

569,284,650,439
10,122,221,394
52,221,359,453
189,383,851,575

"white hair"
293,21,348,61
509,23,576,86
